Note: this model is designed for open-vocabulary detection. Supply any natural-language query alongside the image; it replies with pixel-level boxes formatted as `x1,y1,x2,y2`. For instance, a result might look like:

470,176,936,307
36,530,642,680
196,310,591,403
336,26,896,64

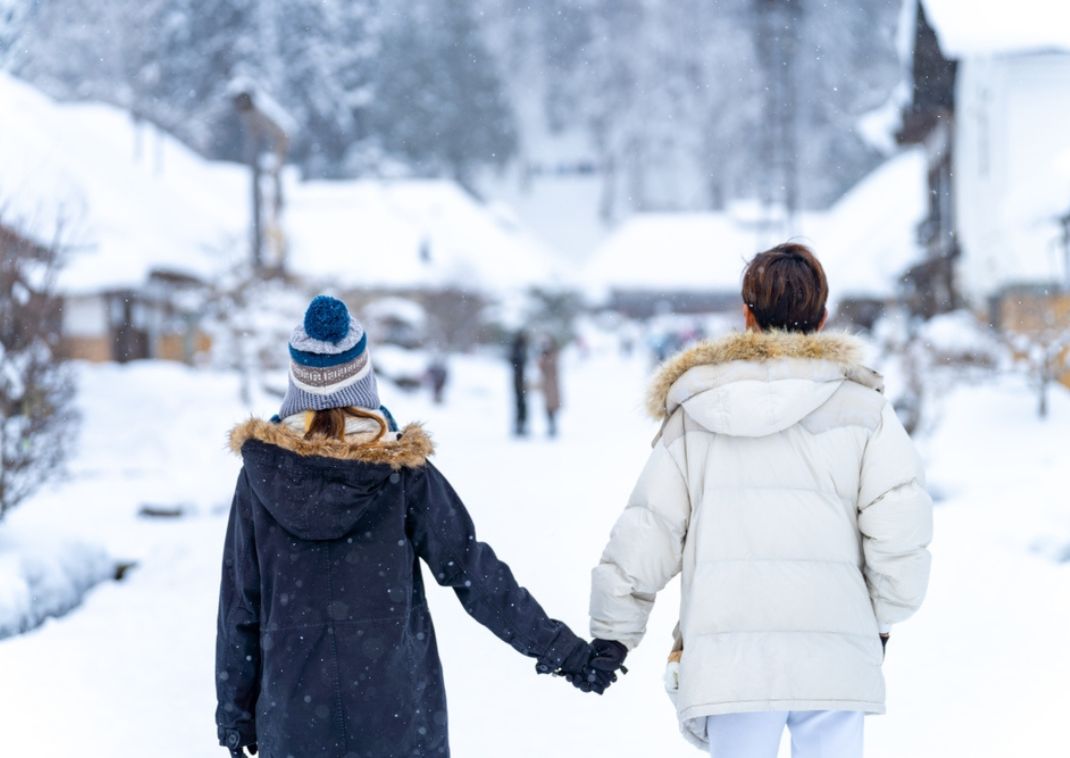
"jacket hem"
677,699,885,750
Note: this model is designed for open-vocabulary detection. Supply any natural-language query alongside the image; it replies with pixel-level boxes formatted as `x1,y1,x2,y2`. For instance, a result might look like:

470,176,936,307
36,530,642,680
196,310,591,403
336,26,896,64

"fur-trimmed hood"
647,331,883,435
227,419,434,540
229,418,433,469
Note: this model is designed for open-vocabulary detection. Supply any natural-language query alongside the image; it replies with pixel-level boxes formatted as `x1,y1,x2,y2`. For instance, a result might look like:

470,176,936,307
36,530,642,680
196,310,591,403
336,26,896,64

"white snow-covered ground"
0,345,1068,757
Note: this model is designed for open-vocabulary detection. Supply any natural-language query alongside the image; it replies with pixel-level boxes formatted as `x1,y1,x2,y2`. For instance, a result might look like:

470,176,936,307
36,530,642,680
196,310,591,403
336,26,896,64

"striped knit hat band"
279,296,381,419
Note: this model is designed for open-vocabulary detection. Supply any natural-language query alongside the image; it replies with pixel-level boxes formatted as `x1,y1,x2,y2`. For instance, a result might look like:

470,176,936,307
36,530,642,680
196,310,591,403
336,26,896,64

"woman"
537,337,562,438
216,296,603,758
587,244,933,757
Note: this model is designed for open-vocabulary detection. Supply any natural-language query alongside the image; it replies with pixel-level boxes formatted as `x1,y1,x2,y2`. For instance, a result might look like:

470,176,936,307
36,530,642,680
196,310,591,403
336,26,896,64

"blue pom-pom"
304,295,351,343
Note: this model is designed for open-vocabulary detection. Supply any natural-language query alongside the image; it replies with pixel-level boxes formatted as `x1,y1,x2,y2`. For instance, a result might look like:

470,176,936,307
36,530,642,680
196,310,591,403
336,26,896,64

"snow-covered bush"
918,310,1003,368
363,297,428,349
0,531,113,639
0,221,77,520
870,308,1005,436
200,269,311,404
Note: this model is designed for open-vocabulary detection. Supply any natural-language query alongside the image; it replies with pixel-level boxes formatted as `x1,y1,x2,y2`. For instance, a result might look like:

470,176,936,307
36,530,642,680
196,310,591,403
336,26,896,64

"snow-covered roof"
0,73,561,297
922,0,1070,57
582,214,761,296
584,149,928,303
0,72,247,295
814,149,928,298
285,179,560,292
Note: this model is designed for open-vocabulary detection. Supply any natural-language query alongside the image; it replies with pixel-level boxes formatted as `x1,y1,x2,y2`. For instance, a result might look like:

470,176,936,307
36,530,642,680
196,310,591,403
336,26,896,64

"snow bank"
0,72,247,294
0,527,113,639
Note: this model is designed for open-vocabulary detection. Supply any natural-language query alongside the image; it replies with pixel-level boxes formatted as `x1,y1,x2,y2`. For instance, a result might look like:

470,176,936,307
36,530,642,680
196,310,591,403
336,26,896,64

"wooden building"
896,0,960,317
898,0,1070,315
60,271,212,364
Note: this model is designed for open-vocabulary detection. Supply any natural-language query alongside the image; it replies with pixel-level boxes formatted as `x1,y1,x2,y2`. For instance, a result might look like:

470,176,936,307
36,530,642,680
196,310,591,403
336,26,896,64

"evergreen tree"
375,0,516,188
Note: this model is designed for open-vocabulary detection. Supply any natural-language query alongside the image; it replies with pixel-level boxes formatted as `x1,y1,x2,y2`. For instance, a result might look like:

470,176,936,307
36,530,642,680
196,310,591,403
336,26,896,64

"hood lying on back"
647,331,883,438
227,419,433,541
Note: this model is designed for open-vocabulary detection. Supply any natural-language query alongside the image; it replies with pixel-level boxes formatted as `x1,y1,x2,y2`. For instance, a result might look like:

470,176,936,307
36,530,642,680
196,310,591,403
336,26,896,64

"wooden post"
233,87,290,274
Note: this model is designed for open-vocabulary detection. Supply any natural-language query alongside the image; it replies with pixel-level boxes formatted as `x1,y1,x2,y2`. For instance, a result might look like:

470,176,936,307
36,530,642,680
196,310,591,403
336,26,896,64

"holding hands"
555,638,629,695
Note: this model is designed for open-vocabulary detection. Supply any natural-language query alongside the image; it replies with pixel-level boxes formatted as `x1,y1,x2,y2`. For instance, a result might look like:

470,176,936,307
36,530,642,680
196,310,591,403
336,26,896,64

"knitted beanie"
279,295,381,419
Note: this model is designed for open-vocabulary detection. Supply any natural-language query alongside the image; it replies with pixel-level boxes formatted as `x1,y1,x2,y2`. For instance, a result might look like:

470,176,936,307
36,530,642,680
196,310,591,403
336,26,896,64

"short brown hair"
741,242,828,333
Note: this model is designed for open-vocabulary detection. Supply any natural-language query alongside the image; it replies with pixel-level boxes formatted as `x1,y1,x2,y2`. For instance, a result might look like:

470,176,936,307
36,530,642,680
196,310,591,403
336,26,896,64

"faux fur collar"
646,330,878,419
229,418,434,469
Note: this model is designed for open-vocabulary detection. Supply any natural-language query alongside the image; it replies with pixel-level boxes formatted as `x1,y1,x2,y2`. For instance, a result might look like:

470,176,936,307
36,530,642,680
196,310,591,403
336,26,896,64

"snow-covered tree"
374,0,517,188
5,0,903,205
267,0,377,174
0,0,32,68
0,221,77,520
150,0,265,157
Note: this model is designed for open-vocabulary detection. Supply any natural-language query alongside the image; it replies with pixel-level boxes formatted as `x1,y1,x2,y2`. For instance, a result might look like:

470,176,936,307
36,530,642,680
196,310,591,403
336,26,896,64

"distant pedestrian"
509,330,529,436
537,337,562,437
217,296,607,758
426,353,449,405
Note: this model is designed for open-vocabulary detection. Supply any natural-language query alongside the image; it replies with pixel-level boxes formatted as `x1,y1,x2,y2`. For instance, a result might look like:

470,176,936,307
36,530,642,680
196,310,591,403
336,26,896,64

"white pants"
706,710,863,758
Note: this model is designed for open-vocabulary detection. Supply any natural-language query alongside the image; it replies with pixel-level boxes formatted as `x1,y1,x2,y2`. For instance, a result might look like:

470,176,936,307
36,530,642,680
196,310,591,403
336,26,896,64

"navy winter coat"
217,419,586,758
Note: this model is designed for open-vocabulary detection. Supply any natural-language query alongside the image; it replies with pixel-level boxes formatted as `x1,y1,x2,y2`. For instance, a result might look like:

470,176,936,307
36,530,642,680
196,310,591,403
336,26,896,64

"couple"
216,243,932,758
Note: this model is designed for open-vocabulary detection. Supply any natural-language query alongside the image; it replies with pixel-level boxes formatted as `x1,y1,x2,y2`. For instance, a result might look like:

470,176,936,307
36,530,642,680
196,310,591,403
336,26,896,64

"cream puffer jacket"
589,331,933,749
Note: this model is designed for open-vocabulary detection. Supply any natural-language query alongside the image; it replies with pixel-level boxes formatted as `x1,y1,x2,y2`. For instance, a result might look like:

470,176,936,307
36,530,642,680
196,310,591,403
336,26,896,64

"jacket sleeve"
406,463,586,671
215,468,261,748
590,438,690,650
857,402,934,628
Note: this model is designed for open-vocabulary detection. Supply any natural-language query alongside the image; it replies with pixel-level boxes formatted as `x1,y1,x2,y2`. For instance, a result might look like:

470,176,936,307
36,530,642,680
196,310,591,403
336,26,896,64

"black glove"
880,634,889,653
566,639,628,695
535,636,590,677
228,745,257,758
590,638,628,670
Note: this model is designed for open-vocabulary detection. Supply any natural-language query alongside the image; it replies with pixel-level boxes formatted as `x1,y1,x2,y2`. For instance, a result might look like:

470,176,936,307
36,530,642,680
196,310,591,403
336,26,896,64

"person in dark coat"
509,330,529,436
216,297,613,758
425,353,449,405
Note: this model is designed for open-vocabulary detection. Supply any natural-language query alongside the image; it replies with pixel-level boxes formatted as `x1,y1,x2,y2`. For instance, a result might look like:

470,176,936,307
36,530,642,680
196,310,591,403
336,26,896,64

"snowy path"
1,352,1068,757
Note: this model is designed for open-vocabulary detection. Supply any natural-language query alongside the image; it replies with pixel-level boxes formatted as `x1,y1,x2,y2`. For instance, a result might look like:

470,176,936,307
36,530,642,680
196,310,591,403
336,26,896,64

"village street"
1,347,1068,757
